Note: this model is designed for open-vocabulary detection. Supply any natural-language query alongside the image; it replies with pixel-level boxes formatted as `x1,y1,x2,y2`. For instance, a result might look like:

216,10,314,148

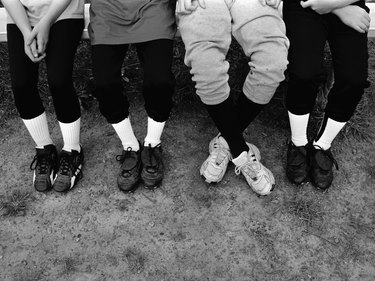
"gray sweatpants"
177,0,289,105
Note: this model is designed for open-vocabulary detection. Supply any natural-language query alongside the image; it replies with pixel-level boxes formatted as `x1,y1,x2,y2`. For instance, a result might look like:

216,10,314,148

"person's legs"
47,19,83,155
178,0,250,185
282,2,328,185
45,19,84,192
218,0,289,194
7,24,57,192
135,39,175,188
136,39,174,146
91,43,139,151
231,0,289,131
317,9,369,146
91,43,141,192
179,0,248,155
309,10,369,189
7,24,52,146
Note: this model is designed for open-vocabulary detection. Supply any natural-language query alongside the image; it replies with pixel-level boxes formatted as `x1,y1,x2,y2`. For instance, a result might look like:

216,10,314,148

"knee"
48,76,72,93
289,66,321,83
145,73,175,93
336,70,369,89
11,78,35,93
93,81,123,101
97,93,129,124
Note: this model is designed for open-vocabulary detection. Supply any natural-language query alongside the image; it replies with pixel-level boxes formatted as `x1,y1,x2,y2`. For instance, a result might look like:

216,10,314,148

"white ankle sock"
288,111,309,146
112,117,139,151
22,112,53,148
59,118,81,152
232,151,248,166
144,117,165,147
313,117,346,150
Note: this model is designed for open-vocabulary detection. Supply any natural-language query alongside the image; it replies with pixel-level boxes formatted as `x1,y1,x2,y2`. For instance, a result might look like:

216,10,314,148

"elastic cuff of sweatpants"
242,84,277,105
197,90,230,106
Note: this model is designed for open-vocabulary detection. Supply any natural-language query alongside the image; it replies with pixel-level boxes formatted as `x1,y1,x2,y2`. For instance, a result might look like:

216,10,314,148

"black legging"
91,39,175,124
283,1,369,122
7,19,84,123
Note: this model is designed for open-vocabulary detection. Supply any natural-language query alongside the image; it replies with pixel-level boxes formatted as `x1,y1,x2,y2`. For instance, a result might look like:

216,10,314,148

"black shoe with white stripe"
30,144,58,192
53,147,84,192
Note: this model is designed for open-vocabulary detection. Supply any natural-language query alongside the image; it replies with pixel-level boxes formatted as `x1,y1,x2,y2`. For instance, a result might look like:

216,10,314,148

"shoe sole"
310,179,331,191
118,181,140,193
142,175,163,190
200,172,225,184
201,174,220,185
288,178,309,186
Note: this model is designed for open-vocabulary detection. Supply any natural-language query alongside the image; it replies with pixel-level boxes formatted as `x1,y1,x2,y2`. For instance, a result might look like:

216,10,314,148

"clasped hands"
23,18,51,63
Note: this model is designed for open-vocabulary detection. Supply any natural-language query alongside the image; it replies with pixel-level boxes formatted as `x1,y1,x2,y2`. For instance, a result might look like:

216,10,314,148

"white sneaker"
200,135,232,183
233,143,275,195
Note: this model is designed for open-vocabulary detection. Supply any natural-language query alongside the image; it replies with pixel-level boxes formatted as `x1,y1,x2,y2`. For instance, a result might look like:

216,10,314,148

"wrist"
38,16,55,28
332,6,347,16
21,27,32,37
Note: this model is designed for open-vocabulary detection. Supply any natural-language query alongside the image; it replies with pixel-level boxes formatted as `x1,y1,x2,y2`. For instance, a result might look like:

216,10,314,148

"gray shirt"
88,0,176,45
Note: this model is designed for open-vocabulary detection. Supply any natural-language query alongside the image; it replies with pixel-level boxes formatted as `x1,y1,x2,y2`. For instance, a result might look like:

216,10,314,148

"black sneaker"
286,141,309,185
141,144,164,189
29,144,58,192
116,147,142,192
53,147,84,192
310,145,338,190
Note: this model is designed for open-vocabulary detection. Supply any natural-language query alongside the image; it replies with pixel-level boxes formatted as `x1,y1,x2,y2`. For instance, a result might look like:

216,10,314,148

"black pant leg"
45,19,84,123
7,24,43,120
135,39,175,122
91,44,129,124
326,7,369,122
283,2,328,115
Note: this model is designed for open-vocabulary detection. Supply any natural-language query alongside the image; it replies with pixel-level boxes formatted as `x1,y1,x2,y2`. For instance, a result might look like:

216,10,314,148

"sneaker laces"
313,145,339,170
116,147,134,164
145,144,161,173
211,141,230,166
234,152,260,181
59,153,73,176
30,154,49,175
116,147,137,176
59,152,83,178
147,144,156,167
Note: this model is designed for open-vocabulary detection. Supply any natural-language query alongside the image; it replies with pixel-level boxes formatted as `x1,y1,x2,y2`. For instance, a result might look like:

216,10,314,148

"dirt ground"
0,38,375,281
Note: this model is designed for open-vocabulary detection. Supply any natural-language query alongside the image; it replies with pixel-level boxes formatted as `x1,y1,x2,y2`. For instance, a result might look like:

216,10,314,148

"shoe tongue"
290,153,306,166
315,150,333,170
122,153,138,170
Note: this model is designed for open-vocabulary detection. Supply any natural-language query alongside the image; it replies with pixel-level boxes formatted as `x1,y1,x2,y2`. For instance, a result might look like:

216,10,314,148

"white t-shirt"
7,0,84,25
